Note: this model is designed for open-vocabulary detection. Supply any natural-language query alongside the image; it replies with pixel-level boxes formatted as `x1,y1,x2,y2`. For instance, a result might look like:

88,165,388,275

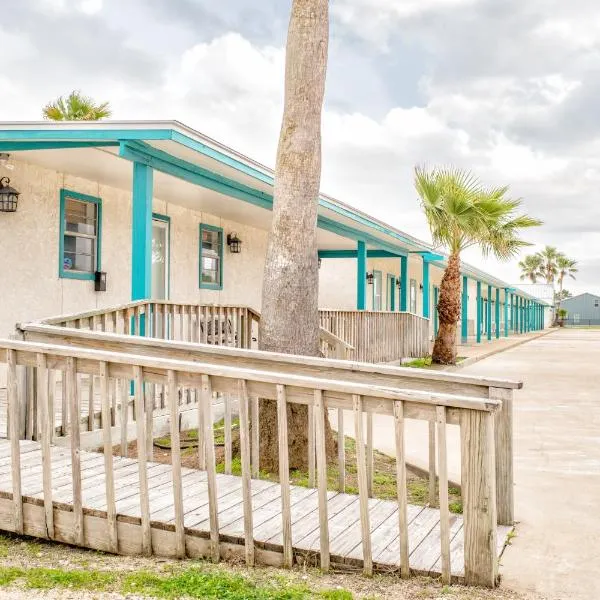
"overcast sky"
4,0,599,294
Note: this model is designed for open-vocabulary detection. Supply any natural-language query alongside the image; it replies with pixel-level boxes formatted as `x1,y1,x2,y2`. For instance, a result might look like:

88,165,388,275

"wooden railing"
0,335,513,586
39,301,354,360
318,310,430,362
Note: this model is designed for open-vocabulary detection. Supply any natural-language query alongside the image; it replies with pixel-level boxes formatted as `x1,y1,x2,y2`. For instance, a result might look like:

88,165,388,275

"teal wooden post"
504,289,509,337
357,241,367,310
400,255,408,312
422,258,430,318
519,298,524,333
476,281,482,343
131,162,153,302
495,287,501,339
433,286,439,336
461,275,469,344
542,305,545,329
487,285,493,341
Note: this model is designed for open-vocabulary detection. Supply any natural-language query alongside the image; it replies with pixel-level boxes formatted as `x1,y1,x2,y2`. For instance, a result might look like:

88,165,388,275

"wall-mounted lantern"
226,232,242,253
366,272,374,285
318,257,322,269
419,283,424,291
0,177,20,212
396,279,402,289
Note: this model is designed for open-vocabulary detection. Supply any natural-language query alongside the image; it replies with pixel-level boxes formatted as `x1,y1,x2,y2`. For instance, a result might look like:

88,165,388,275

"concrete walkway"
460,329,600,599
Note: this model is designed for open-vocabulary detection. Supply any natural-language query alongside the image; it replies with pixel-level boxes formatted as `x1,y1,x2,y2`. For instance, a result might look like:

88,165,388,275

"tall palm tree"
555,255,578,315
43,91,111,121
537,245,559,285
259,0,333,471
415,166,542,364
518,254,543,283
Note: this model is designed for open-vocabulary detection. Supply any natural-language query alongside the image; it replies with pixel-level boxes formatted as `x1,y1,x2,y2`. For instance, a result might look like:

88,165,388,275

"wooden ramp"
0,439,510,579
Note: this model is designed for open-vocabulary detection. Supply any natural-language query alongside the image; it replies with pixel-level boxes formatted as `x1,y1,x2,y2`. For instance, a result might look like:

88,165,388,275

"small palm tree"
537,245,559,284
43,91,111,121
518,254,543,283
415,166,542,364
555,255,577,318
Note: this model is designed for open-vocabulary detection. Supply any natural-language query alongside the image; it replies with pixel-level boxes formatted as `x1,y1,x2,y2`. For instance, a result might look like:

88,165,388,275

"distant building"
560,293,600,325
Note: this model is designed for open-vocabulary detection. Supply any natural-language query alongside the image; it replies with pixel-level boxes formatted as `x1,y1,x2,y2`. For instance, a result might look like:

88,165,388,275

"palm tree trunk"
431,252,462,365
258,0,335,472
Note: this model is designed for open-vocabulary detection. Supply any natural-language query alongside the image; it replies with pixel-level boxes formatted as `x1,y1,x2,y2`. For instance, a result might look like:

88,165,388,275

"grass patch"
402,357,432,368
0,564,355,599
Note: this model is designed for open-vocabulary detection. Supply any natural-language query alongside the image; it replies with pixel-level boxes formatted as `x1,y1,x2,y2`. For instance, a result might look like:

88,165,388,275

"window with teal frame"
199,223,223,290
59,189,102,280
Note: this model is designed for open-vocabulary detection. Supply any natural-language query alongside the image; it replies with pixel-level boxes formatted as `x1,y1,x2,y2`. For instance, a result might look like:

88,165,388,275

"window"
199,224,223,289
59,189,101,280
410,279,417,313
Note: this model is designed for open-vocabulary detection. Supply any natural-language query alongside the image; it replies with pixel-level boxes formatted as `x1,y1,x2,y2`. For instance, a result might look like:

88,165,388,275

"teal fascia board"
131,162,153,301
422,260,430,319
415,251,444,262
357,241,367,310
461,275,468,343
317,249,403,258
0,128,172,141
400,256,408,312
58,188,102,281
0,141,119,151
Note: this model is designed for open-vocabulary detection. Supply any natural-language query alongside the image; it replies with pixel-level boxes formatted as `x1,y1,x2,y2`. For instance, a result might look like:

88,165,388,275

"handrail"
1,336,503,585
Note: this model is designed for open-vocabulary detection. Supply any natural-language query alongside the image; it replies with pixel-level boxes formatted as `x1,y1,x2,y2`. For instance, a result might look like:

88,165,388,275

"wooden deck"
0,438,510,578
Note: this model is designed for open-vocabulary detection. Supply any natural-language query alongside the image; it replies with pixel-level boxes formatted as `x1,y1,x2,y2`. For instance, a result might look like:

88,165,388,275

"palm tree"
43,91,111,121
518,254,543,283
555,255,578,317
537,245,559,285
258,0,334,471
415,166,542,364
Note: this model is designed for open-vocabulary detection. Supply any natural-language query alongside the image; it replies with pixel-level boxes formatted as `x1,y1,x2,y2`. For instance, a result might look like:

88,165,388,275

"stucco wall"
0,157,269,339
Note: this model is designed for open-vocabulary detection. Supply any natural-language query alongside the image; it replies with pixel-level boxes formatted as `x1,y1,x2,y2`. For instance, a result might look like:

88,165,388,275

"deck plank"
0,438,510,580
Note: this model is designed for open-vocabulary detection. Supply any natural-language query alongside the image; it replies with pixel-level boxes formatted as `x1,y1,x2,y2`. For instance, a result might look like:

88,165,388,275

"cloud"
3,0,600,295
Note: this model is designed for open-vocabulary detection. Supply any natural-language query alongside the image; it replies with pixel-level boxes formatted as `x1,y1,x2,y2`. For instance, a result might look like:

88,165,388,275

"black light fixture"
419,283,424,291
0,177,20,212
94,271,107,292
318,257,322,269
226,232,242,253
396,279,402,289
366,272,374,285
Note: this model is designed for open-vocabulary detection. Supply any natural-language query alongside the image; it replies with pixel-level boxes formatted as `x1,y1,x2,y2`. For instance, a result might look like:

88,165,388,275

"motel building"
0,120,550,368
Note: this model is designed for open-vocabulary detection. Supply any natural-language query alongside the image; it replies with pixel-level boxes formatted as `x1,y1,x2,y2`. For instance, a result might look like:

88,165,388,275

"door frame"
152,213,171,300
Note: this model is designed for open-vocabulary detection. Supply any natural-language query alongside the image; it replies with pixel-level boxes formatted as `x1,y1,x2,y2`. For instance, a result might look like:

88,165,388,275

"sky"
3,0,599,294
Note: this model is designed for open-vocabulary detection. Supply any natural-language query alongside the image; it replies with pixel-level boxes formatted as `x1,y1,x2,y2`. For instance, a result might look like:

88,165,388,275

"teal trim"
461,275,468,343
0,128,172,141
433,286,439,336
495,287,501,339
386,274,396,311
199,223,224,290
152,213,171,300
414,251,444,262
356,241,367,310
372,270,382,310
476,281,482,343
504,289,509,337
487,285,493,341
519,297,524,333
400,256,408,312
317,249,403,258
131,163,153,301
0,141,119,151
422,259,430,319
58,188,102,281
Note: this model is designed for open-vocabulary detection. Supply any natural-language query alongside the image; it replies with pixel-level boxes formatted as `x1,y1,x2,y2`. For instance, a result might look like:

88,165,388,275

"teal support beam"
422,259,430,319
519,297,524,333
356,241,367,310
400,256,408,312
504,289,509,337
495,287,501,339
131,162,153,303
476,281,482,343
433,286,439,336
487,285,493,341
461,275,469,344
